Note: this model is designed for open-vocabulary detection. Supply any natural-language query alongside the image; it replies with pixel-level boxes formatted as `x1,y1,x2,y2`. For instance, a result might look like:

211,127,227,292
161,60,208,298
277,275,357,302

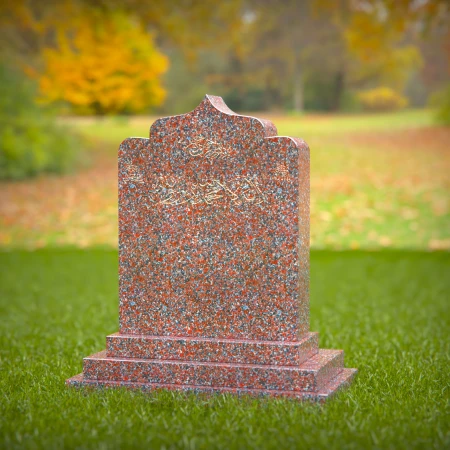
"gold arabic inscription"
123,134,278,207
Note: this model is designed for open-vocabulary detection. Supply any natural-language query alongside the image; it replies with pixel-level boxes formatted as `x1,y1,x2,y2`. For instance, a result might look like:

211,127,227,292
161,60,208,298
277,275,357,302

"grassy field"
0,248,448,449
62,109,434,143
0,109,448,448
1,109,449,249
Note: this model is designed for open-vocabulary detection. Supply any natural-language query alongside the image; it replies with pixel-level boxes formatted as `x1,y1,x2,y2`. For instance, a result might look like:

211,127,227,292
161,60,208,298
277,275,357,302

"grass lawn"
1,249,448,449
63,109,434,143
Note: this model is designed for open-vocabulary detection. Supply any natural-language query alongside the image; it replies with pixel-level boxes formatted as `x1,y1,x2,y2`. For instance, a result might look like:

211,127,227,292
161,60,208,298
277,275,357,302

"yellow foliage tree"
29,9,168,115
358,87,408,111
1,0,242,115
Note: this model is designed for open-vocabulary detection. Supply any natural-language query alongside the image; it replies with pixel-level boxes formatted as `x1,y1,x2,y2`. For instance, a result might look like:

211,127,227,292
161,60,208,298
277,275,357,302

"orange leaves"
36,9,169,115
316,0,425,90
1,115,449,250
358,87,408,111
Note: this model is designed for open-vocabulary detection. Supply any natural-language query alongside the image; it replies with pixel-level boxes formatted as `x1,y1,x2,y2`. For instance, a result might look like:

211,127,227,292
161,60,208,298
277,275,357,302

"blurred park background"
0,0,449,251
1,2,450,449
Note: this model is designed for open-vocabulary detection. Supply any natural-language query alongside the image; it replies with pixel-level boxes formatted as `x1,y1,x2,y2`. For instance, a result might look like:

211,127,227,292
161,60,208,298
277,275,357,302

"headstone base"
68,368,356,402
67,334,357,402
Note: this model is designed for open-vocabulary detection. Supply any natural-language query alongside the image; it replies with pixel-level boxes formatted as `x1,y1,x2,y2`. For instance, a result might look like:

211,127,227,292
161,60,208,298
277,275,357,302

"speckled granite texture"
67,95,356,401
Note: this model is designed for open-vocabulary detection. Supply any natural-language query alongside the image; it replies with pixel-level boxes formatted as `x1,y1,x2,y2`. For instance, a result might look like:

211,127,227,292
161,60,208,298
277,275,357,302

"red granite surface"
67,95,356,400
106,332,319,365
68,368,357,402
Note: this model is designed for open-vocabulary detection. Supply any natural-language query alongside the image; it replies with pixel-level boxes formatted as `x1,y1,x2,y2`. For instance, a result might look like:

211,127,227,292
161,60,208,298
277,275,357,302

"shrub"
0,65,82,180
357,87,408,112
428,84,450,126
340,91,362,113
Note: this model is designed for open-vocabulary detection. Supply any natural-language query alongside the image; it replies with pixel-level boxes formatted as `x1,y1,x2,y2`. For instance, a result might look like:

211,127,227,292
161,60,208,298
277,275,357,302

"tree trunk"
230,51,243,110
293,59,303,113
265,73,282,110
331,71,344,111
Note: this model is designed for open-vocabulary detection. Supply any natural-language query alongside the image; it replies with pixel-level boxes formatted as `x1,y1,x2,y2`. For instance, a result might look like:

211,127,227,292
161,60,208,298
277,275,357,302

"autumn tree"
209,0,448,112
38,11,168,115
244,0,344,111
203,1,349,111
1,2,169,114
315,0,449,109
0,0,243,114
2,0,447,113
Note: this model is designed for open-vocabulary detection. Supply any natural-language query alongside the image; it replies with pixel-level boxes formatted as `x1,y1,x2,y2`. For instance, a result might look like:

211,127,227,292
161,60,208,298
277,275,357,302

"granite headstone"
67,95,356,400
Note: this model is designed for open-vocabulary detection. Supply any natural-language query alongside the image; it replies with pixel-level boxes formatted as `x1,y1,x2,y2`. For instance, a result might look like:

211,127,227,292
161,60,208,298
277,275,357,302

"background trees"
0,64,82,179
205,0,448,113
0,0,448,115
36,10,168,115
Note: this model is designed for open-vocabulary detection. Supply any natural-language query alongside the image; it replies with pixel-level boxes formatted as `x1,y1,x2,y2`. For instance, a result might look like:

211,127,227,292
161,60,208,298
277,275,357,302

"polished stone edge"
66,368,357,402
78,348,344,392
106,332,319,366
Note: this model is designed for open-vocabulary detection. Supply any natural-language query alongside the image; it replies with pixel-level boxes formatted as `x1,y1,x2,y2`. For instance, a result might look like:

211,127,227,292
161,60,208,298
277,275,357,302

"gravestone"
67,95,356,400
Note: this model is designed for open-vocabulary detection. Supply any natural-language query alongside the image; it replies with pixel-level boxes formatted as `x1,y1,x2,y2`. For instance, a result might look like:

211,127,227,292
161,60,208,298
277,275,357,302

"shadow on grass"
0,248,448,450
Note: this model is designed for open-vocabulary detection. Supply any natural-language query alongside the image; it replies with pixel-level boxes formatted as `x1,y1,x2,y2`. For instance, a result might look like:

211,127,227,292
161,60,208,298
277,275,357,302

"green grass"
274,109,434,137
51,109,450,250
63,109,434,144
1,249,448,449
